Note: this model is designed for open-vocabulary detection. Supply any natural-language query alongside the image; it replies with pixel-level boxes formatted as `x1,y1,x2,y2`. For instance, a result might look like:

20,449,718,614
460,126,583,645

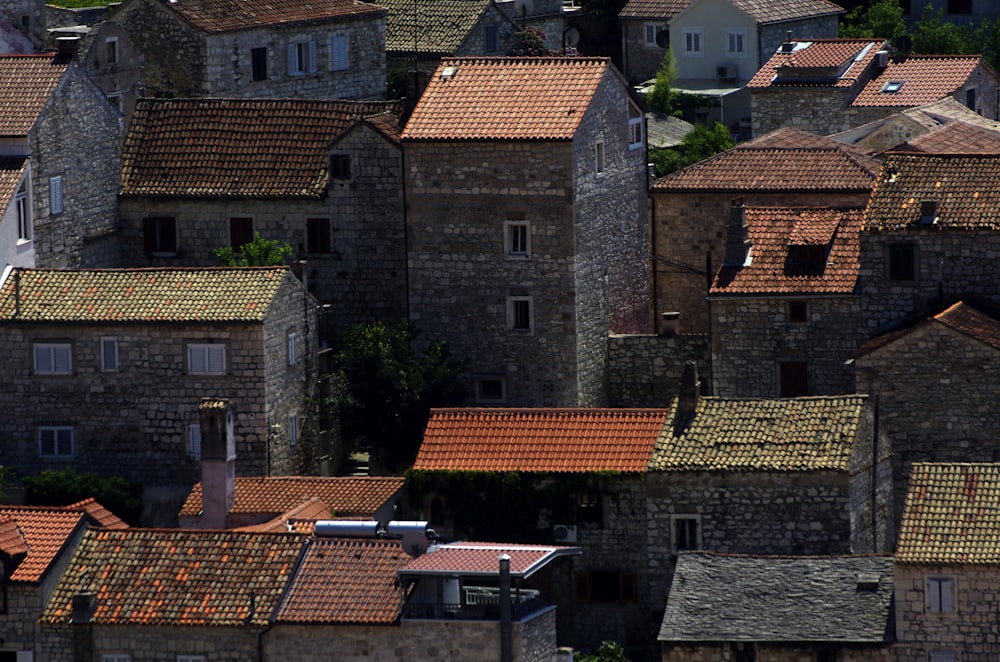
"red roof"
412,408,668,473
852,55,981,108
853,301,1000,358
898,120,1000,154
0,54,69,135
747,39,883,89
400,542,581,578
275,538,411,624
619,0,691,19
167,0,385,33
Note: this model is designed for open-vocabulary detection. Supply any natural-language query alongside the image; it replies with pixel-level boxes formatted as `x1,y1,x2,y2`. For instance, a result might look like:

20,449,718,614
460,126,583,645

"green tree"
333,322,467,472
839,0,907,41
22,469,143,525
913,6,970,54
645,49,677,115
508,26,552,56
576,640,631,662
649,122,735,178
214,232,292,267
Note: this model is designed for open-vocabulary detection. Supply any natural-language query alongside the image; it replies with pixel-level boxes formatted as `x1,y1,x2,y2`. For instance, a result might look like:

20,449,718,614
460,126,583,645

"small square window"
34,342,72,374
476,376,506,403
330,154,351,180
102,337,119,372
287,40,316,75
504,221,530,257
106,37,118,64
507,297,533,333
947,0,972,14
779,361,808,397
887,243,916,281
684,29,703,55
188,343,226,375
331,34,348,70
306,218,332,254
187,423,202,458
39,426,74,458
671,514,700,551
251,47,268,81
229,217,254,250
726,29,745,57
576,571,637,603
49,175,63,215
927,576,956,613
787,301,808,324
143,216,178,255
644,23,667,47
576,491,602,526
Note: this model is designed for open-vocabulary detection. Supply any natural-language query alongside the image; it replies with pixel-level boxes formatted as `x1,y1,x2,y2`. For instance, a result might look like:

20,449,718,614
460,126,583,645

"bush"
22,469,143,525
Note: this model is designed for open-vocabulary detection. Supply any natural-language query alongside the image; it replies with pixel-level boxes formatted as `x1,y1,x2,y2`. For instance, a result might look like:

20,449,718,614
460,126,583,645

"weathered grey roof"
659,552,894,643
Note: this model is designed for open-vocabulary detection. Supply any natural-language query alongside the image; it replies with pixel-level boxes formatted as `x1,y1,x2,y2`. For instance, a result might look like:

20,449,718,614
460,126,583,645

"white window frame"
105,36,119,63
595,141,605,175
670,514,701,552
288,413,298,447
187,423,202,458
928,651,957,662
187,343,226,375
39,426,74,458
330,34,348,71
507,296,533,334
725,28,746,57
683,28,703,56
34,342,72,374
16,179,30,242
475,376,507,403
628,103,643,149
49,175,63,215
101,337,119,372
644,22,667,48
288,332,298,365
504,221,531,257
287,40,317,75
926,576,956,614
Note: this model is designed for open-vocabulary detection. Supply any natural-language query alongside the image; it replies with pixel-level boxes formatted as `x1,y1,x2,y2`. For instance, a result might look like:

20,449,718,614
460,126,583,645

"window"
306,218,332,253
947,0,972,14
779,361,808,397
887,243,916,281
39,426,74,458
187,343,226,375
107,92,123,113
101,337,119,372
330,34,348,70
187,423,202,458
628,104,643,149
507,296,533,333
575,571,637,603
229,217,254,250
34,342,72,374
644,22,667,48
900,0,911,13
178,656,206,662
787,300,808,324
683,28,703,56
882,80,904,93
288,332,298,365
15,180,30,241
726,29,746,57
595,141,605,174
966,87,976,111
251,46,268,81
576,492,602,526
928,651,957,662
143,216,178,254
927,576,955,613
484,26,499,53
105,37,118,64
330,154,351,180
288,413,298,447
287,40,317,75
504,221,530,257
475,376,506,403
49,175,63,214
671,514,700,551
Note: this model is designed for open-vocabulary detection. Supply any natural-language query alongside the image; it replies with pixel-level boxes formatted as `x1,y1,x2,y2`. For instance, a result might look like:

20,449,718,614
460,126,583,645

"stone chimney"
723,198,750,266
660,311,680,336
676,361,701,421
71,589,97,662
199,398,235,529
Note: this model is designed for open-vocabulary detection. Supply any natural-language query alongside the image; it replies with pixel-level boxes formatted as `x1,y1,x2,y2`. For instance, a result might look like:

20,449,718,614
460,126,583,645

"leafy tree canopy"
214,232,292,267
839,0,907,41
576,641,631,662
645,49,677,115
649,122,735,178
21,469,143,525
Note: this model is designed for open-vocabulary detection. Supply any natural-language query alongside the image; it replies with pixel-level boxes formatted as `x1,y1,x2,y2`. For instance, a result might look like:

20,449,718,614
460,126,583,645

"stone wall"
607,332,710,407
750,86,859,137
37,624,261,661
894,564,1000,661
453,5,519,57
78,22,144,131
621,19,668,85
846,398,894,554
661,642,893,661
30,62,122,269
3,0,46,49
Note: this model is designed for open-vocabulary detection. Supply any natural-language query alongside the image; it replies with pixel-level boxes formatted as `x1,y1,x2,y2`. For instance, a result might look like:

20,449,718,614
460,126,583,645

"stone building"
118,98,406,340
0,52,122,270
0,266,318,525
0,0,45,50
894,462,1000,662
618,0,690,85
748,38,1000,137
107,0,387,100
0,501,126,661
709,203,864,398
403,57,650,407
649,127,878,338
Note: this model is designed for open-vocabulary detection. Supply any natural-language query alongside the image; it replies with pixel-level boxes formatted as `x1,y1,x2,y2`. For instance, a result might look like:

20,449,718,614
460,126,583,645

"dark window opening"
477,378,505,402
576,571,637,603
674,517,699,550
229,217,254,249
779,361,808,397
575,492,602,526
143,216,177,254
330,154,351,180
788,300,808,324
306,218,332,254
887,243,916,281
251,47,268,81
948,0,972,14
966,87,976,111
429,497,445,526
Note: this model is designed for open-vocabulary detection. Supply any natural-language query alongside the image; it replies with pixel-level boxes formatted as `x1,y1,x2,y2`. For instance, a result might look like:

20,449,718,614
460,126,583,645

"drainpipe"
499,554,512,662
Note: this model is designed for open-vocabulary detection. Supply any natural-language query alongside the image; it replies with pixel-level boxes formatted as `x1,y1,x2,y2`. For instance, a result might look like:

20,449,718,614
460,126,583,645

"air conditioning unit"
717,63,737,79
553,524,578,543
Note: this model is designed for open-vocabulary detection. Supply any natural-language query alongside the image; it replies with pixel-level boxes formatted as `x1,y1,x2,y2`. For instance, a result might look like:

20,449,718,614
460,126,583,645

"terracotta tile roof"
0,54,69,136
649,395,867,472
619,0,691,20
122,98,402,198
179,476,404,519
41,529,306,626
652,128,879,192
899,121,1000,154
380,0,497,54
711,207,862,295
0,517,28,557
412,408,669,473
0,158,27,204
0,267,289,323
864,153,1000,231
0,506,95,583
66,498,130,530
401,57,610,141
747,39,882,89
400,542,581,578
276,537,410,624
852,55,981,108
167,0,385,33
729,0,843,23
233,498,333,533
853,300,1000,358
897,463,1000,565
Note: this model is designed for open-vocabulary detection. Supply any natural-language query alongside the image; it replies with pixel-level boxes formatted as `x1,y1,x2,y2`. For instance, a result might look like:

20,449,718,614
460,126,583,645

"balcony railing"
403,587,545,621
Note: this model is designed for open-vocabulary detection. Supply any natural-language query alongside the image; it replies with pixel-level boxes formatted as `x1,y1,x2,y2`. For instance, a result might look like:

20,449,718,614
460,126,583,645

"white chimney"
198,398,235,529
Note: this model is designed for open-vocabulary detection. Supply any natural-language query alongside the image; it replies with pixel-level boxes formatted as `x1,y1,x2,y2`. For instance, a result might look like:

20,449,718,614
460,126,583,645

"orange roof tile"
652,128,879,192
619,0,691,20
402,57,610,141
178,476,404,519
412,408,668,473
0,517,27,557
166,0,385,33
897,463,1000,565
41,529,306,626
864,153,1000,231
747,39,883,89
232,498,333,533
121,98,402,198
400,542,581,578
899,120,1000,154
0,267,289,323
853,300,1000,358
66,498,129,530
0,54,69,135
852,55,981,108
712,207,862,295
276,538,410,624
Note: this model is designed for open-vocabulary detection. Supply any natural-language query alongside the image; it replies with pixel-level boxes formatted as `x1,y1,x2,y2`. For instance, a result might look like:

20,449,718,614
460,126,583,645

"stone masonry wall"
751,87,858,137
894,565,1000,661
2,0,46,49
30,62,122,269
79,22,144,132
453,5,519,57
607,332,710,407
651,192,870,336
37,624,261,661
661,642,893,662
846,399,894,554
622,19,668,85
709,296,861,398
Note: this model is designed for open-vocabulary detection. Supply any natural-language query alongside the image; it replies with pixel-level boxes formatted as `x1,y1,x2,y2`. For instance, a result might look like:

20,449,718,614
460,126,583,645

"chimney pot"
723,198,751,266
660,311,680,336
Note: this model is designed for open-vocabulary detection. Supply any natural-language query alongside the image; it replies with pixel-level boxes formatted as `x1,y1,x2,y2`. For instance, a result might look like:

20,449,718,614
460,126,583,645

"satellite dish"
564,27,580,48
896,35,912,52
513,0,535,18
655,29,669,49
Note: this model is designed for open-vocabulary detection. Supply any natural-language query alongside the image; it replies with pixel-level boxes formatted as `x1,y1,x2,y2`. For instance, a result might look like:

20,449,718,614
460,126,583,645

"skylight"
882,80,904,93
